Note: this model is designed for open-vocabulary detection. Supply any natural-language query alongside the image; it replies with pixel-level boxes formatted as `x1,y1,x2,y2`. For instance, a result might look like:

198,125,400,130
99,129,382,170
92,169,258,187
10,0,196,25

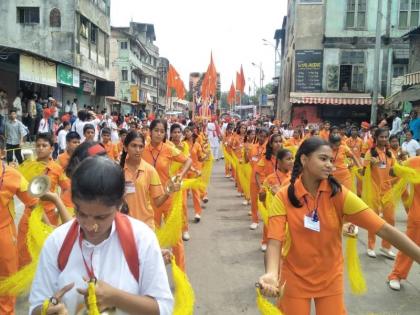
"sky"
111,0,287,92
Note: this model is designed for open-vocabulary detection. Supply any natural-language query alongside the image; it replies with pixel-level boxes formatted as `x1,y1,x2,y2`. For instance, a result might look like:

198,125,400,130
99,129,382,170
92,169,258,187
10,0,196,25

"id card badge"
252,156,259,162
125,181,136,195
304,215,320,232
379,162,386,169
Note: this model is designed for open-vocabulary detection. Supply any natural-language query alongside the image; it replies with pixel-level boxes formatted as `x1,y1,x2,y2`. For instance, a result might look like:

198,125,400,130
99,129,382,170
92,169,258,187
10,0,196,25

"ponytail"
287,162,303,208
120,149,128,168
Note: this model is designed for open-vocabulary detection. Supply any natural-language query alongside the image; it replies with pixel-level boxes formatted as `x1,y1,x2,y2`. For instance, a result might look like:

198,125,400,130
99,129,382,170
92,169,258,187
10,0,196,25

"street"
15,160,420,315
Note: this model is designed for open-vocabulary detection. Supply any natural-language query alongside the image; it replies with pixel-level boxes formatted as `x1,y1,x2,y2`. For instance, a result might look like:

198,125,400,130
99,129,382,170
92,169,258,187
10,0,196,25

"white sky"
111,0,287,92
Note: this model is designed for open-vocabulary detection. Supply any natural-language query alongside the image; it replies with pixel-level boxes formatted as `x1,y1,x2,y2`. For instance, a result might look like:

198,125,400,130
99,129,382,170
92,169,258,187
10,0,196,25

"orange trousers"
250,181,259,224
154,197,186,271
388,223,420,281
279,294,347,315
17,208,58,268
182,189,202,231
368,198,395,250
0,223,18,315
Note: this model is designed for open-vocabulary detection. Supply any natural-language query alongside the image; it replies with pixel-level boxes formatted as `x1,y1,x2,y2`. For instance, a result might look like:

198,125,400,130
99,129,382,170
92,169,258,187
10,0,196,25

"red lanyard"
274,170,283,186
149,143,163,167
78,233,96,280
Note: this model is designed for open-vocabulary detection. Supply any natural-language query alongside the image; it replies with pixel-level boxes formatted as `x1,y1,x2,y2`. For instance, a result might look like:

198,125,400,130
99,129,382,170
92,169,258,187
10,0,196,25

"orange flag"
201,53,217,99
239,65,245,94
228,82,236,106
175,78,186,100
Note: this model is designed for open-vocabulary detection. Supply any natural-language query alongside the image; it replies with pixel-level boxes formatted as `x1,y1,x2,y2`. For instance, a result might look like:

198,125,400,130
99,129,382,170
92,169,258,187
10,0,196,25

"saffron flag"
228,82,236,106
239,65,245,94
167,64,186,99
201,53,217,100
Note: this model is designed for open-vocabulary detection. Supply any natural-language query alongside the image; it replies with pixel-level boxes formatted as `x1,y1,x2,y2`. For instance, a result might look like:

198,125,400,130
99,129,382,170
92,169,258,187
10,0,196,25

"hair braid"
287,161,303,208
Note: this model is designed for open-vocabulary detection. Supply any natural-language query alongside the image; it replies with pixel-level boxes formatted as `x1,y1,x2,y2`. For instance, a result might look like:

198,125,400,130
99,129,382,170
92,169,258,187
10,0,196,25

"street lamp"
262,39,281,78
251,62,264,116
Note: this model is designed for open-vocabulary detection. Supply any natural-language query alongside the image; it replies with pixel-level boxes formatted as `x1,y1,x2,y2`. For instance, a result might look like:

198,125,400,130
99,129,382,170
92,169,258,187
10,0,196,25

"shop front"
290,92,384,126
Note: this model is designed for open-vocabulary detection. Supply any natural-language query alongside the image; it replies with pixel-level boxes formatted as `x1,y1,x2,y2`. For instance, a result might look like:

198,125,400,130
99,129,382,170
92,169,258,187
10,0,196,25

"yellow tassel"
87,281,100,315
361,164,376,209
41,299,50,315
156,191,183,248
256,288,284,315
258,200,269,226
171,257,195,315
345,237,367,295
0,205,53,295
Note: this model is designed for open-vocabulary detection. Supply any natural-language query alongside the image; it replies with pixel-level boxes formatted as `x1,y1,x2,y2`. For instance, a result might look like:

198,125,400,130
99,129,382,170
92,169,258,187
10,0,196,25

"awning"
290,92,384,105
387,85,420,104
105,96,133,106
404,71,420,86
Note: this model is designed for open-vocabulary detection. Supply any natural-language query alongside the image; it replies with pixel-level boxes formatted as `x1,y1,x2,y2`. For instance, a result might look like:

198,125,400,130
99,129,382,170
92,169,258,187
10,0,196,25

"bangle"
41,299,50,315
166,185,172,194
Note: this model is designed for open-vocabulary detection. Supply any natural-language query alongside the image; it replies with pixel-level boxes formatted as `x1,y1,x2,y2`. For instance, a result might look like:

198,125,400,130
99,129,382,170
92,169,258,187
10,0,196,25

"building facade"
109,22,161,116
277,0,416,126
0,0,114,110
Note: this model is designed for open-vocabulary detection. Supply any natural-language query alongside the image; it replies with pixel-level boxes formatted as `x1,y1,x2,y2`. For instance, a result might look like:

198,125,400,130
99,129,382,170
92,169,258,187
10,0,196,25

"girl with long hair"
259,136,420,315
142,119,192,271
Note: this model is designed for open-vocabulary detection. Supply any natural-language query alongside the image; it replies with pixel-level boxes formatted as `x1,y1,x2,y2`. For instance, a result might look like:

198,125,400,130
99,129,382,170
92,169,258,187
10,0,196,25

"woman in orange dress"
232,123,247,196
258,148,293,251
259,136,420,315
142,119,192,271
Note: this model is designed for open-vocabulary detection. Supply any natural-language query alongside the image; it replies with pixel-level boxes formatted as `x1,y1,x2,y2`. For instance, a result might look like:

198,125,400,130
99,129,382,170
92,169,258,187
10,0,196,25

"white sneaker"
261,244,267,252
389,279,401,291
182,231,190,241
249,222,259,230
380,247,396,260
242,200,249,206
367,249,377,258
194,214,201,223
248,211,252,216
237,192,242,197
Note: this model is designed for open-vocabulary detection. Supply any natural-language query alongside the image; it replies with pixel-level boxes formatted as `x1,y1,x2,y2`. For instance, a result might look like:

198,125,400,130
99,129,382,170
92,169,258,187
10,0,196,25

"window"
345,0,366,29
17,7,40,24
120,41,128,49
49,8,61,27
121,70,128,81
80,16,89,39
393,64,408,78
399,0,420,29
90,24,97,44
326,51,366,92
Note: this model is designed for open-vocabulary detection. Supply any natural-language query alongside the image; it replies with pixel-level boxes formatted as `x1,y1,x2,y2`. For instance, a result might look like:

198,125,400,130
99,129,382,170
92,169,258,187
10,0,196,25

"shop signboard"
295,50,323,92
20,54,57,87
57,65,80,88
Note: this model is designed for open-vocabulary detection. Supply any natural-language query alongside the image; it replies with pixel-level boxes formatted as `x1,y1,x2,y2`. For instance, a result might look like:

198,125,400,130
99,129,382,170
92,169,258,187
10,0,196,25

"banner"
20,54,57,87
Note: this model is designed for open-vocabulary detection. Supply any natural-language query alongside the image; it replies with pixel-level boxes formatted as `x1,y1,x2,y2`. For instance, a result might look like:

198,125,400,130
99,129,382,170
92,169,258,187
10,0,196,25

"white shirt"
57,129,68,150
13,97,22,116
72,119,87,142
390,117,402,136
110,121,119,143
29,217,173,315
71,102,78,114
402,139,420,157
64,103,71,113
38,118,50,134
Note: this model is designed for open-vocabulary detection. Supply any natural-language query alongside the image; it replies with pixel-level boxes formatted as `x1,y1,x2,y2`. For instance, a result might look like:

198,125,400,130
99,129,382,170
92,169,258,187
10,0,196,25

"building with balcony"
109,22,160,115
0,0,114,110
277,0,417,126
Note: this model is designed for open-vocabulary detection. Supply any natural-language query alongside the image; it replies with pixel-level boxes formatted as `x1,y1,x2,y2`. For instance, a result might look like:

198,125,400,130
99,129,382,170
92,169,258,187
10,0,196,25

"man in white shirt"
390,111,403,136
71,98,78,114
12,90,23,120
402,130,420,157
64,100,71,113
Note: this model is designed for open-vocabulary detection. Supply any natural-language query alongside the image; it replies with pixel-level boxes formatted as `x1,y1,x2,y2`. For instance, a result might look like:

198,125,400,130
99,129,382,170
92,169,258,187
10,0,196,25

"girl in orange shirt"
388,156,420,290
232,123,247,196
259,136,420,315
258,149,293,251
254,134,283,230
143,119,192,270
245,128,269,224
183,126,208,225
329,134,362,191
121,131,176,230
223,123,235,178
363,128,397,259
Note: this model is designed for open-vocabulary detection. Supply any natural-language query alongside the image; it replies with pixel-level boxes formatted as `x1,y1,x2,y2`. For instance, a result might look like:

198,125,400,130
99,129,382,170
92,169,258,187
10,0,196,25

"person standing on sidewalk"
0,89,9,135
4,108,26,164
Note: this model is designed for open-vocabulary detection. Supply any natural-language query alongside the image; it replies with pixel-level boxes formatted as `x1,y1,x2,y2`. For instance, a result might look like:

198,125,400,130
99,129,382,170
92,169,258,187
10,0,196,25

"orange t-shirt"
248,142,266,184
332,145,353,172
364,149,395,194
113,142,123,161
256,156,276,184
267,178,385,298
263,170,291,193
43,160,71,212
186,140,204,172
319,129,330,141
232,134,245,159
124,159,164,230
285,137,301,147
346,137,363,160
143,142,188,186
102,141,117,160
57,151,71,170
0,162,38,228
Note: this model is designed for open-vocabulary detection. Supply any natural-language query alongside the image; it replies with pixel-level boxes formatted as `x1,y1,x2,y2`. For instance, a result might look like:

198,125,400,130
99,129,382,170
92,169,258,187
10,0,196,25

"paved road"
16,160,420,314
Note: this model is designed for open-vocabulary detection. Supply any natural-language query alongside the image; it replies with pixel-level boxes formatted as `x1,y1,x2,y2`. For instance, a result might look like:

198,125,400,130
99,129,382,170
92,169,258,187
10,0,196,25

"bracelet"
41,299,50,315
166,185,172,194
